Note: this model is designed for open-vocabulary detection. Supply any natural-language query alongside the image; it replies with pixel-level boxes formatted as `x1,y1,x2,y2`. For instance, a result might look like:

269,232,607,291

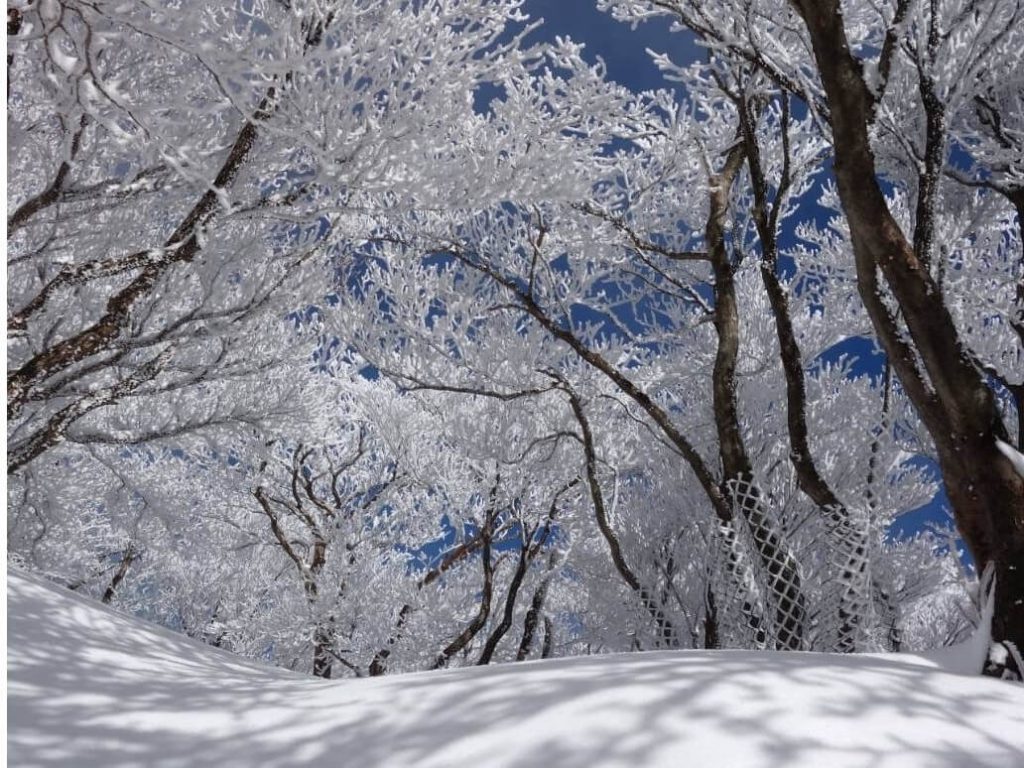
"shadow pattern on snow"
8,571,1024,768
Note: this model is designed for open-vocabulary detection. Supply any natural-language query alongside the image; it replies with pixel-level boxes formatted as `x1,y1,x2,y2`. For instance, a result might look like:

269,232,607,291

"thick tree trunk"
792,0,1024,676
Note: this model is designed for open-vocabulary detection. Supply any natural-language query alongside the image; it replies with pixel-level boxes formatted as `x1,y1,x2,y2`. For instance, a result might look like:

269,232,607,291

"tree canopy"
7,0,1022,679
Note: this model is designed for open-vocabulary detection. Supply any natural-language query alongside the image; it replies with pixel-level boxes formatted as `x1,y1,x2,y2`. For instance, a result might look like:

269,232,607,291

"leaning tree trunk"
792,0,1024,677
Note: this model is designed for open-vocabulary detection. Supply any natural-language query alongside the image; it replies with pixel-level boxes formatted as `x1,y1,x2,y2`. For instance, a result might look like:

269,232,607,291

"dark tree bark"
706,141,806,651
567,388,678,648
7,7,21,99
541,615,555,659
369,525,492,676
478,481,571,665
432,481,500,670
703,582,720,650
516,550,559,661
477,537,531,665
736,87,865,652
7,13,335,434
7,105,270,423
255,450,337,679
791,0,1024,676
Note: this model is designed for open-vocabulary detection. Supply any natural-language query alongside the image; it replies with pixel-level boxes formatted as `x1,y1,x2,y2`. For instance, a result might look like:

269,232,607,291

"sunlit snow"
995,440,1024,481
8,570,1024,768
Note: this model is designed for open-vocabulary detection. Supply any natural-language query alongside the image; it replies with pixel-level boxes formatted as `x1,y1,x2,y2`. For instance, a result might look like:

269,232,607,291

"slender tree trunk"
101,543,137,605
477,540,531,665
368,528,491,676
432,480,500,670
541,616,555,659
516,552,558,661
568,389,677,647
707,143,806,650
312,625,334,679
703,582,720,649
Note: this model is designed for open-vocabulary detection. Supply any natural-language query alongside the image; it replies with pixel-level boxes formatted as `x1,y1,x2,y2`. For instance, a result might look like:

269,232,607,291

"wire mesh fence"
705,475,885,652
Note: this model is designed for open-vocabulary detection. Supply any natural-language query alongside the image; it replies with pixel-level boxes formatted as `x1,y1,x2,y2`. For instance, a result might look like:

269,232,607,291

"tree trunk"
707,143,806,650
568,389,677,646
101,543,137,605
312,624,334,679
516,557,556,661
792,0,1024,676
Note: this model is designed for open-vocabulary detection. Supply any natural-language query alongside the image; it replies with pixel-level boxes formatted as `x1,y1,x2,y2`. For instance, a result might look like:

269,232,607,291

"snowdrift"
7,570,1024,768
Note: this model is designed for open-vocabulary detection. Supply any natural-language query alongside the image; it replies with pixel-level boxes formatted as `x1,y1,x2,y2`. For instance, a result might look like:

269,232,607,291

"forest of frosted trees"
7,0,1023,681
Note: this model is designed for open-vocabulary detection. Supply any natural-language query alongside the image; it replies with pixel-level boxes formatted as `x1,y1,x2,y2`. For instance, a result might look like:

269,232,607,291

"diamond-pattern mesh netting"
705,476,883,652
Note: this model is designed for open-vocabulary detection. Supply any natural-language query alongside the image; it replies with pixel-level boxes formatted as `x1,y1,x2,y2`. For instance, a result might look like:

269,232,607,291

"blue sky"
522,0,687,91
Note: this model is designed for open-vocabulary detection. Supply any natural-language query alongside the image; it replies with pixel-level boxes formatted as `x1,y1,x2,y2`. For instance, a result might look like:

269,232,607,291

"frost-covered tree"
596,0,1023,676
329,175,960,657
8,0,1013,679
7,0,575,471
6,0,595,673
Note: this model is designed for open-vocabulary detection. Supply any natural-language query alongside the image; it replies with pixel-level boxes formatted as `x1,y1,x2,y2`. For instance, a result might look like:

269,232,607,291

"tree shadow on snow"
8,572,1024,768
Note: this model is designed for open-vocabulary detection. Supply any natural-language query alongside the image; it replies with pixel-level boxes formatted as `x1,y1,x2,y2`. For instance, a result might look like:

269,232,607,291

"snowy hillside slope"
8,570,1024,768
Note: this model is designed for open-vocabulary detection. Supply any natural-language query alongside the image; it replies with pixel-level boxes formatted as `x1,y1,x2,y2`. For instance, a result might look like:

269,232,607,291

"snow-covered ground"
7,570,1024,768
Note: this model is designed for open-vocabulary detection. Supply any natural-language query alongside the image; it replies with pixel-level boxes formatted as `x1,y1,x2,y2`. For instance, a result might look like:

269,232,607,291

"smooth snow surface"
8,571,1024,768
